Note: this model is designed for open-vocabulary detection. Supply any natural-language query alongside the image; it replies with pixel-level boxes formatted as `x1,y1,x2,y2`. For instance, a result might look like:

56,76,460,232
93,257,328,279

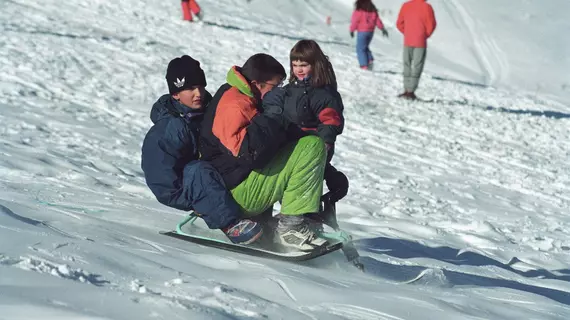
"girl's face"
292,60,312,80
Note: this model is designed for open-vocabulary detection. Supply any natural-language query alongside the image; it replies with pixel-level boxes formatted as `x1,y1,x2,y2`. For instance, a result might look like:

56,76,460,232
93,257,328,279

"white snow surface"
333,0,570,104
1,0,570,319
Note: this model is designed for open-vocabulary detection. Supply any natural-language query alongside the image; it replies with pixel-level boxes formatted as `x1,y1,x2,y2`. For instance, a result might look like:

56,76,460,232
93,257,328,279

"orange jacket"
211,68,258,158
199,66,288,188
396,0,437,48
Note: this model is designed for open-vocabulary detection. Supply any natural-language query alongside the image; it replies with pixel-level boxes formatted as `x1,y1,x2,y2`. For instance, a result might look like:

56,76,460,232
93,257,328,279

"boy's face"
252,76,283,99
173,86,205,109
292,60,312,80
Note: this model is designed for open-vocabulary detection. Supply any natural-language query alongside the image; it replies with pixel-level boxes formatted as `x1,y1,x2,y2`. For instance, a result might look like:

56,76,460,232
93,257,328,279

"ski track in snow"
445,0,509,86
1,0,570,319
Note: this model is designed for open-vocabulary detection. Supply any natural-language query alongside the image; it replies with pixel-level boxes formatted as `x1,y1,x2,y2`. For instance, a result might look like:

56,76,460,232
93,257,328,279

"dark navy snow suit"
141,94,241,229
262,79,349,203
263,79,344,147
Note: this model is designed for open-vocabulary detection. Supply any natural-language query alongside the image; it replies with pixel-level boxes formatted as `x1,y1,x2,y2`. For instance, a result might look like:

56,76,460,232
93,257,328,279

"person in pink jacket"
349,0,389,70
396,0,436,99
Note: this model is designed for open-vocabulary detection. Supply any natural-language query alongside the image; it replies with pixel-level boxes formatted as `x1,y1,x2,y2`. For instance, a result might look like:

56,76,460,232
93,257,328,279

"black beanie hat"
166,55,207,94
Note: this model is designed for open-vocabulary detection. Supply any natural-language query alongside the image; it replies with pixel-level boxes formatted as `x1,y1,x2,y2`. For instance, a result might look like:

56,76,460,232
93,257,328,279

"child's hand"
261,88,289,128
262,104,290,128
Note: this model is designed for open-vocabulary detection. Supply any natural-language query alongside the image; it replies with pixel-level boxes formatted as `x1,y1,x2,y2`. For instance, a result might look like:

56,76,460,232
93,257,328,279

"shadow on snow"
356,236,570,306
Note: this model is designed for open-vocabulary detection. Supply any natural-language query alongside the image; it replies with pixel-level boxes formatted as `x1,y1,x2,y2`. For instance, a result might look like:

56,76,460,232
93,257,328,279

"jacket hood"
150,94,202,124
291,77,311,86
289,78,338,93
290,75,338,91
226,66,254,97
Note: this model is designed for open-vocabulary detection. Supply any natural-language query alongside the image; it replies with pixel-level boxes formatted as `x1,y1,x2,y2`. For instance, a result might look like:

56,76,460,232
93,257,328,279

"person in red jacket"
396,0,436,99
181,0,202,22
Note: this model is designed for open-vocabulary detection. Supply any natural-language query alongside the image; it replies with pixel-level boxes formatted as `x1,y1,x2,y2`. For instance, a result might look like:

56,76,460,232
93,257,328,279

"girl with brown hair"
288,39,338,89
263,40,349,225
350,0,388,70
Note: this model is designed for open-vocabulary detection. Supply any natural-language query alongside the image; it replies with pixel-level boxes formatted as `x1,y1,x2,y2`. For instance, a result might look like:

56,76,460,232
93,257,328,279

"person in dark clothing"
200,53,330,251
263,40,349,206
141,55,262,245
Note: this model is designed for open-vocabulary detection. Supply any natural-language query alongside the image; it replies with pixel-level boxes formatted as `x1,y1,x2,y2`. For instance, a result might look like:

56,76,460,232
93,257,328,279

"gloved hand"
262,88,289,129
350,31,354,38
324,164,349,203
381,28,389,37
263,103,290,128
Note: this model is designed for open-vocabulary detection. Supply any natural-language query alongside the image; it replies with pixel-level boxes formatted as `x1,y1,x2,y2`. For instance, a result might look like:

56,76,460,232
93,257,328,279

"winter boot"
221,219,263,245
398,91,416,100
250,207,279,245
304,212,327,234
276,215,328,251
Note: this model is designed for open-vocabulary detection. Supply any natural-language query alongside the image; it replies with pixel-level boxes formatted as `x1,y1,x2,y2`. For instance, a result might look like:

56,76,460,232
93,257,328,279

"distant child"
181,0,203,22
349,0,389,70
263,40,349,207
141,55,262,245
396,0,437,99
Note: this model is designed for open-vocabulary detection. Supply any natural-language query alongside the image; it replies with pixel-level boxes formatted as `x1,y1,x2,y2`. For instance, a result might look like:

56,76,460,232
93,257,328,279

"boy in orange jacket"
396,0,437,99
181,0,202,22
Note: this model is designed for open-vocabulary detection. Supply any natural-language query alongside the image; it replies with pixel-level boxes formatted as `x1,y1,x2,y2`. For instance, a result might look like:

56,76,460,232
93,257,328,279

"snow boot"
304,212,328,234
250,207,279,246
221,219,263,245
276,215,327,251
398,91,416,100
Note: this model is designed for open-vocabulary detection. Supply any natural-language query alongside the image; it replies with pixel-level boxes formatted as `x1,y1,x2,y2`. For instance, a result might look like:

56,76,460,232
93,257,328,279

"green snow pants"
230,135,326,217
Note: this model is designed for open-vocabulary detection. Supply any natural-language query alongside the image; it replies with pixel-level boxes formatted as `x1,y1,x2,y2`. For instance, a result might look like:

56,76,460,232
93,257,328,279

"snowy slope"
332,0,570,104
1,0,570,319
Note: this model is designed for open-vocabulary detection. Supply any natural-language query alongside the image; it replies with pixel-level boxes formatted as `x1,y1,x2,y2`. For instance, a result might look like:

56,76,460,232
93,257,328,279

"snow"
1,0,569,319
333,0,570,104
